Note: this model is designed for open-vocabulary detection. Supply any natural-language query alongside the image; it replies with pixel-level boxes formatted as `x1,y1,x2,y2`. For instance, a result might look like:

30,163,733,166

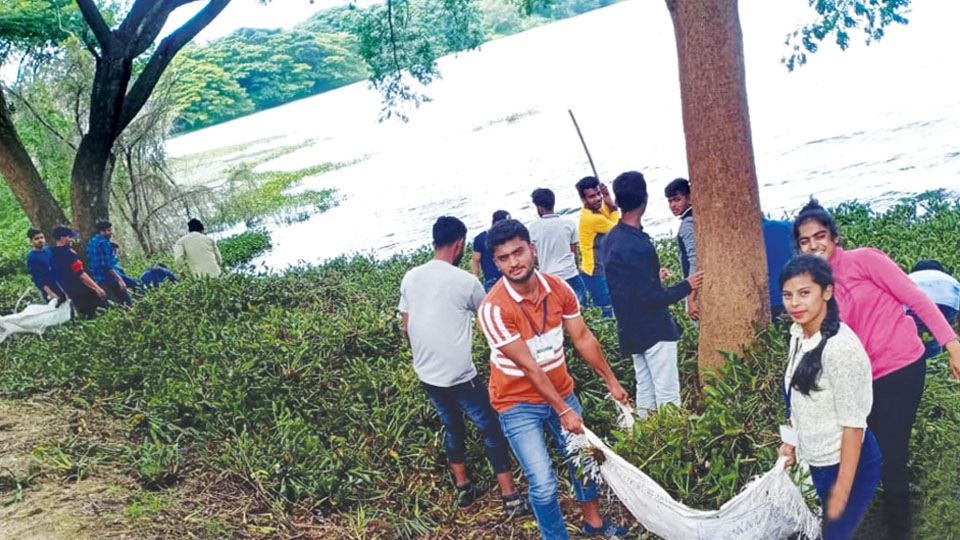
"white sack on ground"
571,427,821,540
0,298,72,344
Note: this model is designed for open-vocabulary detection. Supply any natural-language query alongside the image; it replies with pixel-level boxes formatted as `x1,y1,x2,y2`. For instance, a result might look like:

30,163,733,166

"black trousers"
71,290,108,319
101,279,132,306
867,357,926,538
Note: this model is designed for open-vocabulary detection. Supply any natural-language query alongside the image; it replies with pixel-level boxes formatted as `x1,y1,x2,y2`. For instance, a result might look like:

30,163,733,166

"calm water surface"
166,0,960,271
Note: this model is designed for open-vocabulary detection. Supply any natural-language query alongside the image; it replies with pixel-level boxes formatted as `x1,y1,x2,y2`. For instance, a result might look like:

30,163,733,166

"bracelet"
558,407,573,417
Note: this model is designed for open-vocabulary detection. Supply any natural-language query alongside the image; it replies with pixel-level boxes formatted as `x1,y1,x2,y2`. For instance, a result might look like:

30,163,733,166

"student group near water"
7,172,960,540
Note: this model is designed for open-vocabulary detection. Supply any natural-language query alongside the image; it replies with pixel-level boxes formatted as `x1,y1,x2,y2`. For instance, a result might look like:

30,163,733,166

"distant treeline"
170,0,621,132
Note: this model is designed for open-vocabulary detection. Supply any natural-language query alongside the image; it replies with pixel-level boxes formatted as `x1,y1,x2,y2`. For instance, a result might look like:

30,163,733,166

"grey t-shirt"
529,214,580,280
398,259,486,387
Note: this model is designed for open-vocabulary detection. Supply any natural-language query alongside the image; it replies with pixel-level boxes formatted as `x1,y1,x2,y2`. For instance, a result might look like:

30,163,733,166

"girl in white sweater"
777,255,881,540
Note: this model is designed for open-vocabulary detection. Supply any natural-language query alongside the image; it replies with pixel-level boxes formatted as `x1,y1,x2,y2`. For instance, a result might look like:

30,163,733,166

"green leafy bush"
217,230,272,269
0,193,958,538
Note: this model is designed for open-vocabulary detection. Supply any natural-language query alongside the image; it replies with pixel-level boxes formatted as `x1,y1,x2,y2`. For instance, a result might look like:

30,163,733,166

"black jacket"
602,222,691,355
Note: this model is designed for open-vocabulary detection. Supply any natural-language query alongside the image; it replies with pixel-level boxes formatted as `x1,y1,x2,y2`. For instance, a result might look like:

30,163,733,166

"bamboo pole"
568,109,599,179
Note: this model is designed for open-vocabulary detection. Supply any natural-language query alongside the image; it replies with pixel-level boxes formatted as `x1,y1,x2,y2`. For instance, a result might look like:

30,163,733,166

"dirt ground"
0,398,134,540
0,398,642,539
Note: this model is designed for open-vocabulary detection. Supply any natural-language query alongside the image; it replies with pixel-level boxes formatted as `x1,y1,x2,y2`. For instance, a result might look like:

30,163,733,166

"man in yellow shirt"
576,176,619,318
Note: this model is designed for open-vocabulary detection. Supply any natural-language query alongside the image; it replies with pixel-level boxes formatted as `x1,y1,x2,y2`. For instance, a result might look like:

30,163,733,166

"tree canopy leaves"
783,0,910,71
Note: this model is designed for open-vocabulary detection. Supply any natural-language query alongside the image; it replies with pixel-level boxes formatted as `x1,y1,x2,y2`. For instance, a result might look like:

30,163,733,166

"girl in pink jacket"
792,199,960,540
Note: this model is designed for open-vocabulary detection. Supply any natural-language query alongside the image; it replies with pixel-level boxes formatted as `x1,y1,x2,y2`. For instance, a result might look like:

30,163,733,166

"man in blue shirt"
86,220,132,306
26,228,63,302
471,210,510,291
763,218,794,320
602,172,704,417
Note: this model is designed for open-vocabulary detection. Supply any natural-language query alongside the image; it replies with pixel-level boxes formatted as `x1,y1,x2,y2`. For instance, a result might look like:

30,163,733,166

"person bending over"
907,259,960,360
477,218,630,539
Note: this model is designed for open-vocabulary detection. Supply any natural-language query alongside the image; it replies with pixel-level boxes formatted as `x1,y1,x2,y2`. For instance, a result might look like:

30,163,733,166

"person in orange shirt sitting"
477,219,630,539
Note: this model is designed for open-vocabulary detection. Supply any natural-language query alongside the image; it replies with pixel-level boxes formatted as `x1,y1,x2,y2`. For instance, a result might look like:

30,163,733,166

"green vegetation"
210,162,343,228
217,230,273,270
0,193,957,537
473,108,541,131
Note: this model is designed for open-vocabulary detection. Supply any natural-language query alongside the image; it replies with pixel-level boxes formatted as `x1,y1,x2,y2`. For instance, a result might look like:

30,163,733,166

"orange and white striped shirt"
477,271,580,412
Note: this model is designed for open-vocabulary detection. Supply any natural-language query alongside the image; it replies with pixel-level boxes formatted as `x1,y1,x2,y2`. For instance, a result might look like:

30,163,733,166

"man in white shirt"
528,188,588,307
399,216,529,517
173,219,223,278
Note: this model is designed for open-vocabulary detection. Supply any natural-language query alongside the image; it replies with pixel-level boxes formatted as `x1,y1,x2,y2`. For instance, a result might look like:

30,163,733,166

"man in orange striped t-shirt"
477,219,630,540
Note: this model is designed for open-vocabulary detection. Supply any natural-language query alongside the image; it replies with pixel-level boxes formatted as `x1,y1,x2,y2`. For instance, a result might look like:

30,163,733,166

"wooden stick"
568,109,599,180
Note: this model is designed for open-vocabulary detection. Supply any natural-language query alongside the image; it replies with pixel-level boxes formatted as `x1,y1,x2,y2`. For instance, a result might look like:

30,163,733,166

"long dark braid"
780,255,842,396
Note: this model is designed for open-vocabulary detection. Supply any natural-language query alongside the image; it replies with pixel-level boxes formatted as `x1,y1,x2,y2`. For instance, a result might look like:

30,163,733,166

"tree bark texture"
70,52,128,242
667,0,770,375
68,0,233,244
0,86,70,236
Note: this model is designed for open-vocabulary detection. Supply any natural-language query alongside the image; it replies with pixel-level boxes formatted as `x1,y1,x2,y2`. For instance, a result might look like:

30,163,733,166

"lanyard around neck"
518,296,549,336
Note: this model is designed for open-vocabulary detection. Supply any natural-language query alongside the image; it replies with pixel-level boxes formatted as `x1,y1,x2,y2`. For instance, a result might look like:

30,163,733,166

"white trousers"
631,341,680,415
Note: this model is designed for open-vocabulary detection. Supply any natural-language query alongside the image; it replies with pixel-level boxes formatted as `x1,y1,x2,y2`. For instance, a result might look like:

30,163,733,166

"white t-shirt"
529,214,580,280
398,259,486,387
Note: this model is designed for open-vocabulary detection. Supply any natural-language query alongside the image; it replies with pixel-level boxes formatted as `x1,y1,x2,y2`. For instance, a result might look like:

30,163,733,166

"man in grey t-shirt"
529,188,589,307
398,216,529,517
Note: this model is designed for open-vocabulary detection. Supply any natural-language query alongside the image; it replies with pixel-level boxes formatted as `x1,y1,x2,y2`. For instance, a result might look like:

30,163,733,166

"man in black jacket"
602,172,703,418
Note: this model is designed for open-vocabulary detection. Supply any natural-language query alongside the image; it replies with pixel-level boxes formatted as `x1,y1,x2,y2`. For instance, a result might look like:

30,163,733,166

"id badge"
535,345,553,364
779,424,798,447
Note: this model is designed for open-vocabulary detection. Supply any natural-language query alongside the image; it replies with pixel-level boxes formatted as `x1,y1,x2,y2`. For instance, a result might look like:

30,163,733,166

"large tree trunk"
667,0,770,375
70,53,128,245
0,86,70,235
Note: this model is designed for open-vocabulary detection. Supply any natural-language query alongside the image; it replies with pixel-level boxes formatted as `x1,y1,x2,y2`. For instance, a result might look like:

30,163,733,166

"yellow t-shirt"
578,204,620,276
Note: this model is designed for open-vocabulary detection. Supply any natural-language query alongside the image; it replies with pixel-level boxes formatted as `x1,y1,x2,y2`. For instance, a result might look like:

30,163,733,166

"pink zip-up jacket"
829,246,957,379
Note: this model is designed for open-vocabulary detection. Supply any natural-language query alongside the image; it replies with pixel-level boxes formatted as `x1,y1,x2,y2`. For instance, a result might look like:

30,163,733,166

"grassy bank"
1,193,959,538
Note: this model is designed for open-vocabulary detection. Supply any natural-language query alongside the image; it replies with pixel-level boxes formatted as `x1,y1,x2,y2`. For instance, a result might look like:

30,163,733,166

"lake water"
166,0,960,271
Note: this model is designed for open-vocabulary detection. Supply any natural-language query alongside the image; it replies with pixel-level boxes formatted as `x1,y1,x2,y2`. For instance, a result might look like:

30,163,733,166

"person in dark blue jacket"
140,263,180,288
471,210,511,291
25,228,63,302
602,172,704,418
763,218,795,319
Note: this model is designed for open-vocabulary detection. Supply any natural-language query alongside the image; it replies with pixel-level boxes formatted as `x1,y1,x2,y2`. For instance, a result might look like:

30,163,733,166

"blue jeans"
809,429,882,540
483,277,499,292
565,275,589,309
499,393,596,540
420,376,511,474
580,272,613,318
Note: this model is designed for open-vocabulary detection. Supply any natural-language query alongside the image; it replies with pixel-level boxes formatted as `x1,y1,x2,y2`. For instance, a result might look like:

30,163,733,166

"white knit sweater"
784,322,873,467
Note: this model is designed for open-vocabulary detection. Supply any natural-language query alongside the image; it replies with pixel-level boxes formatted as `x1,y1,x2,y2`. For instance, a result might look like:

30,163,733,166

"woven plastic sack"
0,298,72,344
570,426,821,540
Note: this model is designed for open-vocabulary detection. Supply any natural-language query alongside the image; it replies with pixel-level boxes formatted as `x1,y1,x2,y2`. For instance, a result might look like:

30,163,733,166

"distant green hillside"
171,0,622,132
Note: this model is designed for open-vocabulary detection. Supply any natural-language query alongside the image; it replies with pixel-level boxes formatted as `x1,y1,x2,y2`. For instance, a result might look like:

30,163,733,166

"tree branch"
75,0,114,48
1,83,78,152
117,0,232,132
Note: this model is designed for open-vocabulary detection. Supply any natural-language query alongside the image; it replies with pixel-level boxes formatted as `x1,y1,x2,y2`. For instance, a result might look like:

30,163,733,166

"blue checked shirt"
86,234,120,284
